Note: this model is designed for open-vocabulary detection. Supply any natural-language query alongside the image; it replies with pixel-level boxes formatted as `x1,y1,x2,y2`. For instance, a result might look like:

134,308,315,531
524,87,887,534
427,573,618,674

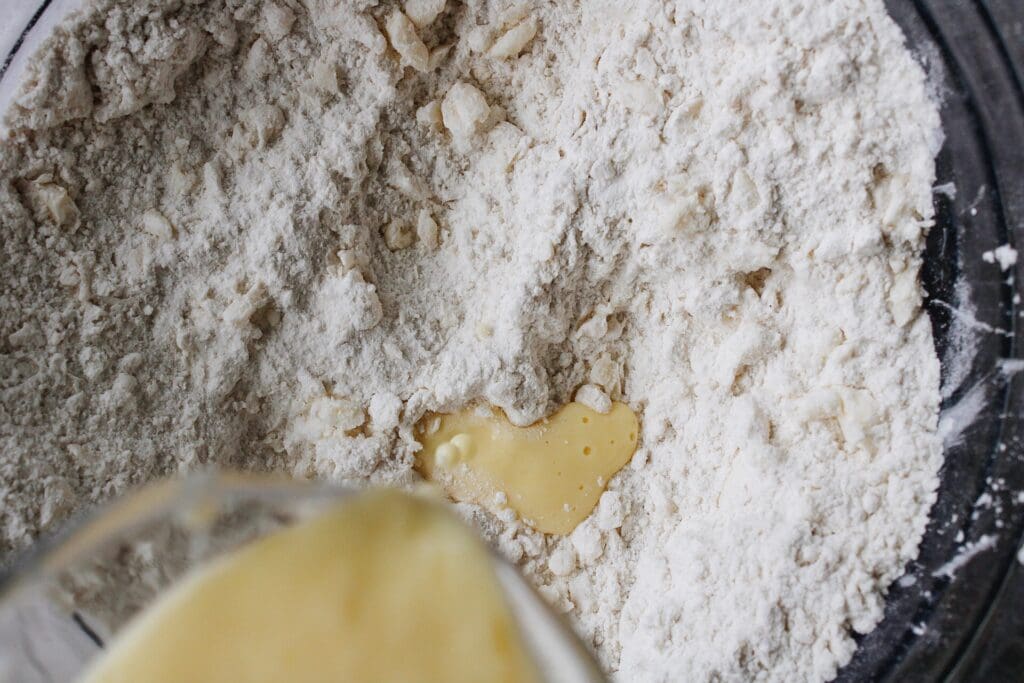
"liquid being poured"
79,490,540,683
415,402,639,535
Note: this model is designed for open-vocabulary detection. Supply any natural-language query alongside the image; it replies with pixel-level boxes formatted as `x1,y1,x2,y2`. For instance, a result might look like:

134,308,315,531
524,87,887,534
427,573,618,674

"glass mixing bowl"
0,1,1022,681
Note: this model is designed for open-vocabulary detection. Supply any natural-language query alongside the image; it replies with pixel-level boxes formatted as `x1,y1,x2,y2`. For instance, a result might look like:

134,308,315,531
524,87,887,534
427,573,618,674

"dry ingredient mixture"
0,0,943,680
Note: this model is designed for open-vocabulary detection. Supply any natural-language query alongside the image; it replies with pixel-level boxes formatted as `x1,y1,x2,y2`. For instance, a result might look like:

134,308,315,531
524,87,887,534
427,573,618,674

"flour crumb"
982,244,1018,271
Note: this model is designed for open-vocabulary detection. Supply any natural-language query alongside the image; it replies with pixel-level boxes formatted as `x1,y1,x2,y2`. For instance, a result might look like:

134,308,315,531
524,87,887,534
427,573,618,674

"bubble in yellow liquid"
79,490,540,683
415,402,639,535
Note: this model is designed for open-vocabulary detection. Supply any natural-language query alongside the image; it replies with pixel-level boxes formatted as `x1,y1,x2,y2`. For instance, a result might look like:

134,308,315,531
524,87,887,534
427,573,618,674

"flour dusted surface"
0,0,942,680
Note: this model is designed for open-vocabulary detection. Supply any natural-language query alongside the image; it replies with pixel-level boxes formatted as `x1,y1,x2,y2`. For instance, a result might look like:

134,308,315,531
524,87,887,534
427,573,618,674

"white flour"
0,0,943,680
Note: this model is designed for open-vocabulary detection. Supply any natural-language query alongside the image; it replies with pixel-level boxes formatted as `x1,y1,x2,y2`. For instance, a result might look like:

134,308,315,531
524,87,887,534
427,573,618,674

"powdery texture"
0,0,943,681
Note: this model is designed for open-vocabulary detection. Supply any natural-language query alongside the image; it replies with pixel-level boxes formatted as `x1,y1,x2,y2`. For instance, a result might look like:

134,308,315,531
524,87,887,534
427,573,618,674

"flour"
982,243,1019,271
0,0,943,681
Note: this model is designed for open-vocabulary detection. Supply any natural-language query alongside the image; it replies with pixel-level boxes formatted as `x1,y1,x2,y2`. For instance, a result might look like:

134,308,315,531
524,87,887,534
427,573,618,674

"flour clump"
0,0,943,681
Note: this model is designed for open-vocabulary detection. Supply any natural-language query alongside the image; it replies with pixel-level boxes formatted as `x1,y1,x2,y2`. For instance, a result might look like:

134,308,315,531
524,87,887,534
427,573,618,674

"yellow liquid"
80,490,540,683
415,402,639,535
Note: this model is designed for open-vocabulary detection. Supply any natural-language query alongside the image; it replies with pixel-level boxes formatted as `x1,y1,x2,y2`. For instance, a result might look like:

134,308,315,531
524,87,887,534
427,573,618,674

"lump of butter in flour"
382,219,415,250
415,209,440,249
385,11,430,72
405,0,446,28
441,82,491,141
415,401,639,534
488,16,538,59
23,174,80,230
574,384,612,414
416,99,443,130
887,267,920,326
